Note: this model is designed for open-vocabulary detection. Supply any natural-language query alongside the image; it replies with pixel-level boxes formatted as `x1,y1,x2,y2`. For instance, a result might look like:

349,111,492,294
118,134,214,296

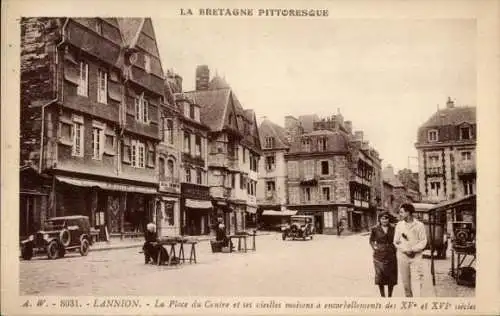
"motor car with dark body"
282,215,315,240
20,215,93,260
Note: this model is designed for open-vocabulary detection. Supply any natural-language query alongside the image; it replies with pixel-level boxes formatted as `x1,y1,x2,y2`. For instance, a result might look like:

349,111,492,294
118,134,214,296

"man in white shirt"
393,203,427,297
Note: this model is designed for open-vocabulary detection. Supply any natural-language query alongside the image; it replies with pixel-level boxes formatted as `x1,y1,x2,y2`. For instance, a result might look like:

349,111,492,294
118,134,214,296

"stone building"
382,165,409,215
165,71,212,236
20,18,167,238
284,112,383,234
185,67,261,235
415,98,476,202
256,118,290,228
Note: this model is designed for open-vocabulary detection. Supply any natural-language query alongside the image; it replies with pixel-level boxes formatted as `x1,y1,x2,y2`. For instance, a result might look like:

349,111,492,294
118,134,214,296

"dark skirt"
373,257,398,285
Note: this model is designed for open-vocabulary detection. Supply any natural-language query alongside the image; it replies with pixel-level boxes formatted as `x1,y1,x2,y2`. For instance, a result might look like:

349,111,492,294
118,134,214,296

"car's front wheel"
80,239,90,256
47,241,60,260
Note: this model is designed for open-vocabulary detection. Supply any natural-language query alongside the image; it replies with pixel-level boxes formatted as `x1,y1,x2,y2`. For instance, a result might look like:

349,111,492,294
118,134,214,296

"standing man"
393,203,427,297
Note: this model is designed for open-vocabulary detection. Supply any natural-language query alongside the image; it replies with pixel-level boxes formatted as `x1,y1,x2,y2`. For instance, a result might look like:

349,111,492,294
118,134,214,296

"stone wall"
20,18,60,165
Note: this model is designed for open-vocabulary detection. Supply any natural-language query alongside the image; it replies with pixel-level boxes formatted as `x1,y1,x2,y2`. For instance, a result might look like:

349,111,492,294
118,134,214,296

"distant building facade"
284,112,383,234
415,98,476,202
256,118,290,227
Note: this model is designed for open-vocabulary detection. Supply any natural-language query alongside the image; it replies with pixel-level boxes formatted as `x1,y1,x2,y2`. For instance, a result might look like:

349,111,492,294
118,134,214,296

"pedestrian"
215,217,233,250
143,222,158,264
369,211,397,297
393,203,427,297
337,219,344,237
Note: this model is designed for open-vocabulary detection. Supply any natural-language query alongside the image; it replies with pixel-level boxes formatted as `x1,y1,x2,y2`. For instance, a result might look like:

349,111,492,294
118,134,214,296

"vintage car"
20,215,93,260
282,215,315,240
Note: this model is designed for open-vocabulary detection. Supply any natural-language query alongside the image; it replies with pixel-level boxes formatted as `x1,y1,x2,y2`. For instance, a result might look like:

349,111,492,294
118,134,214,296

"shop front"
53,174,157,240
19,166,51,238
156,196,180,237
181,183,212,236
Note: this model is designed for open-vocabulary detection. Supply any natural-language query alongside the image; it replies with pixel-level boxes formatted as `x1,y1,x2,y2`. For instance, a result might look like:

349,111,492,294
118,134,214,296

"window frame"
97,68,108,104
92,126,104,160
77,62,89,97
321,160,329,175
428,129,438,142
322,186,330,201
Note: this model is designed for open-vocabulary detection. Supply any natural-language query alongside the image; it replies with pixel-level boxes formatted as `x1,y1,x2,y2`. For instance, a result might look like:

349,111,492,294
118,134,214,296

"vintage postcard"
1,0,499,315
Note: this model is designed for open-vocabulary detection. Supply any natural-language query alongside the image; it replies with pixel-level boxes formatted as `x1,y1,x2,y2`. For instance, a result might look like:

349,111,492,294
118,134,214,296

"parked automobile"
282,215,315,240
20,215,93,260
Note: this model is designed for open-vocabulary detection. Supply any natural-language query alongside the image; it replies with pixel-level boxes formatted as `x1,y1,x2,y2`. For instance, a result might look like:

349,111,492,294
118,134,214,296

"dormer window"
189,104,195,119
265,137,275,148
428,129,438,142
318,137,327,151
95,20,102,35
460,126,471,140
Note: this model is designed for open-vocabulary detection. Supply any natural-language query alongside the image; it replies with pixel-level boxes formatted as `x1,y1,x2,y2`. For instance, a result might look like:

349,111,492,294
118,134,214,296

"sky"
153,18,476,172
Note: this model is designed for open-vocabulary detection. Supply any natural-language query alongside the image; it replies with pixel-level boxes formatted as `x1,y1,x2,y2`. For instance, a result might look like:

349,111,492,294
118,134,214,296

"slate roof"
184,88,231,131
259,119,290,149
421,106,476,128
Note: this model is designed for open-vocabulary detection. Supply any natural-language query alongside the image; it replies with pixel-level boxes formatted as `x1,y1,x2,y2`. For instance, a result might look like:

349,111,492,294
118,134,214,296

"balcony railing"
457,160,476,175
426,166,443,176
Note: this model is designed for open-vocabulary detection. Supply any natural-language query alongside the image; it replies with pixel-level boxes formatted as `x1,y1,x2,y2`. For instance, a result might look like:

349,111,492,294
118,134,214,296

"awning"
185,199,212,209
246,206,257,214
262,209,297,216
55,175,157,194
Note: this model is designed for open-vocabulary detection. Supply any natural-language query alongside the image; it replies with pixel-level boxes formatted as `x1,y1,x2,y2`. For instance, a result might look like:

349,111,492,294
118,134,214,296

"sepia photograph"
2,0,500,315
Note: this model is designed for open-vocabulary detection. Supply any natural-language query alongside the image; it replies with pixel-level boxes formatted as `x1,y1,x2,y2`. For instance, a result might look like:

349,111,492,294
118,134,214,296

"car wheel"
80,239,90,256
47,241,60,260
21,245,33,260
60,229,71,247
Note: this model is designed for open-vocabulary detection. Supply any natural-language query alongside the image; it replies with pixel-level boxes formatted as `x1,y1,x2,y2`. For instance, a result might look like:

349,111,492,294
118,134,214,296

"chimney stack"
354,131,364,141
446,96,454,108
195,65,210,91
344,121,352,134
174,74,183,93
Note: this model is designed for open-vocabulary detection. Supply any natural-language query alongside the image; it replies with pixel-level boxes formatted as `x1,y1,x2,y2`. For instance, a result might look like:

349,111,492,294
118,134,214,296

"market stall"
428,194,476,287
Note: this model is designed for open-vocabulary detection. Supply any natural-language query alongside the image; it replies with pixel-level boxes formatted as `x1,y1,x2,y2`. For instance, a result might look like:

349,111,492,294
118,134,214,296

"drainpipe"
38,18,69,173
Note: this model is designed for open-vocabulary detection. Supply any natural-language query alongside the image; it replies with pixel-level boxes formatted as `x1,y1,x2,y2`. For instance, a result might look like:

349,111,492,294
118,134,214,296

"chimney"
174,74,183,92
354,131,364,141
446,96,454,108
344,120,352,134
195,65,210,91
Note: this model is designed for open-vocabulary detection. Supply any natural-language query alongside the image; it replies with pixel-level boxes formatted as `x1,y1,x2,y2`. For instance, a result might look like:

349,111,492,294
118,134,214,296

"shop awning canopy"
55,175,157,194
185,199,212,209
262,209,297,216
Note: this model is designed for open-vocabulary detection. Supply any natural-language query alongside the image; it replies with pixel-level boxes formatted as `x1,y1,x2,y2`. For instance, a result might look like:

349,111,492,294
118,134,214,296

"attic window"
95,20,102,35
460,127,471,140
428,129,438,142
265,137,275,148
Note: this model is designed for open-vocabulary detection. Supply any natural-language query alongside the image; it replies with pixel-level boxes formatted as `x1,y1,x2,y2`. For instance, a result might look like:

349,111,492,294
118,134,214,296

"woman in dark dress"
369,211,397,297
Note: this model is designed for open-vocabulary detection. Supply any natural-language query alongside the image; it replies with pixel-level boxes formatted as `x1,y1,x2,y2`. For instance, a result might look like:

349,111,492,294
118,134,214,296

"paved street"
20,233,474,297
